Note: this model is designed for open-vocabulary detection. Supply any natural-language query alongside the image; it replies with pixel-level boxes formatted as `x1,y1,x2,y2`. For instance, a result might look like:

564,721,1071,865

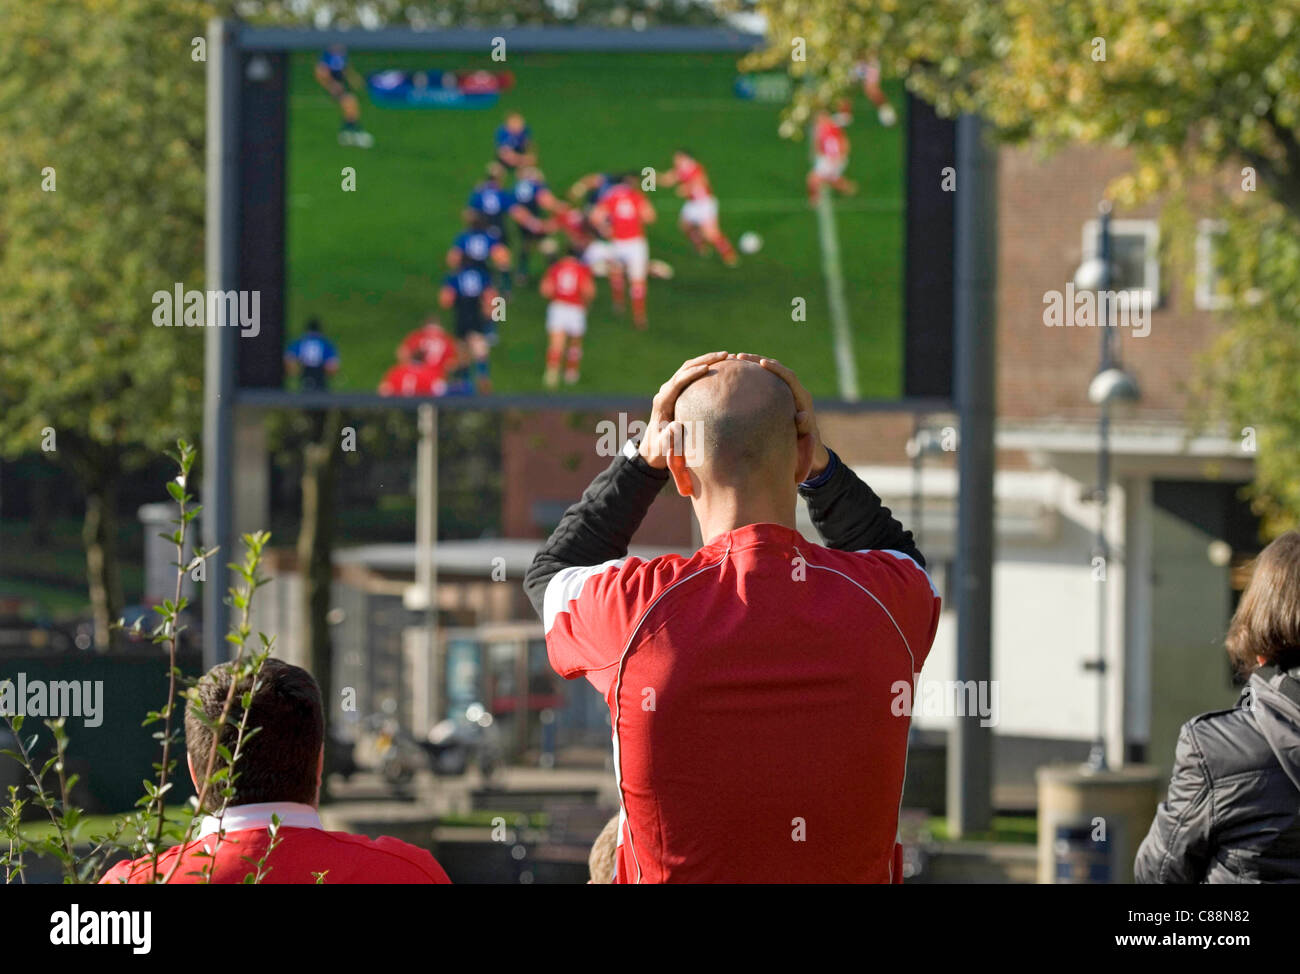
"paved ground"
323,763,1035,821
320,765,620,829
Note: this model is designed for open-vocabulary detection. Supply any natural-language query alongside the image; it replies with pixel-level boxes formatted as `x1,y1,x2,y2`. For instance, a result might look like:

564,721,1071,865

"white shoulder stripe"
542,558,628,633
864,549,940,600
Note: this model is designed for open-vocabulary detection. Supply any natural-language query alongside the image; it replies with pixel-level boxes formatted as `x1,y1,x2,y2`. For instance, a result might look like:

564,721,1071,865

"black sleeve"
799,448,925,567
523,450,669,620
1134,722,1214,884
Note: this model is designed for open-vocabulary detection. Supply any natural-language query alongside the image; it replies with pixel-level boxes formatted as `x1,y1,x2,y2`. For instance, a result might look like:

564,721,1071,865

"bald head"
673,359,798,487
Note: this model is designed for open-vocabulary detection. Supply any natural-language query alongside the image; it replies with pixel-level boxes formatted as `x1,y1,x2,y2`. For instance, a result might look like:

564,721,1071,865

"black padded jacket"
1135,664,1300,883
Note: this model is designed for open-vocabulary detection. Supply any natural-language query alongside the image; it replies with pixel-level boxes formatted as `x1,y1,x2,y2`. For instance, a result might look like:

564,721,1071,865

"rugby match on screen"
284,48,907,399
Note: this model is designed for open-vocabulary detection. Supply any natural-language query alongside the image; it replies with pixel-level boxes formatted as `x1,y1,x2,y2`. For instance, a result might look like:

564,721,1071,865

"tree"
297,411,341,796
0,0,212,647
748,0,1300,530
0,0,369,648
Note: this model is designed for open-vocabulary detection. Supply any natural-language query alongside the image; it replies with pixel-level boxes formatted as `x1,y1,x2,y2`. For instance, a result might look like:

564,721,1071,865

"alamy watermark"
0,673,104,728
151,283,260,338
1043,284,1151,338
596,414,705,466
891,675,999,727
49,905,150,954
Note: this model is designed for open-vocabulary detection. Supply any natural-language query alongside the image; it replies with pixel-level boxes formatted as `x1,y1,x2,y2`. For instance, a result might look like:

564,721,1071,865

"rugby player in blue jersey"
508,165,560,284
438,265,498,395
284,318,341,391
447,213,512,275
465,163,517,294
568,171,619,207
494,111,535,171
314,46,374,148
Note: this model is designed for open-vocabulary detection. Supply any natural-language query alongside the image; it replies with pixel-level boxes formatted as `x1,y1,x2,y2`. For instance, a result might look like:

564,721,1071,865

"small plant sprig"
0,715,81,883
1,785,27,883
137,440,216,881
162,529,273,885
240,812,284,884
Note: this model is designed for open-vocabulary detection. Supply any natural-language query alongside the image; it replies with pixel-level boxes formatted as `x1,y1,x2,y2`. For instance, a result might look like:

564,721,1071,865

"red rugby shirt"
100,811,451,885
526,447,941,883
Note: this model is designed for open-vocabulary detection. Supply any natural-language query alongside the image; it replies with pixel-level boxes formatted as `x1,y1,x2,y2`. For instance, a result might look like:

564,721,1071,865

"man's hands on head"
638,351,729,470
732,354,830,479
638,351,829,479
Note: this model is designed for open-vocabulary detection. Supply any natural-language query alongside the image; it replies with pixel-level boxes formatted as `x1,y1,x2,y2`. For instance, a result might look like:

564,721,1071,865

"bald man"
524,352,941,883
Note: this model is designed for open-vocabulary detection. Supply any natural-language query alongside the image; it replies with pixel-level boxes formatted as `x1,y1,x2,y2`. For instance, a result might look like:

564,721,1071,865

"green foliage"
0,0,217,645
0,0,211,469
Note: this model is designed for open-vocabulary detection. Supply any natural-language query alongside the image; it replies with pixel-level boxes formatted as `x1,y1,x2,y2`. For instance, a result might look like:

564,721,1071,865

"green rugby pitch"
285,50,906,400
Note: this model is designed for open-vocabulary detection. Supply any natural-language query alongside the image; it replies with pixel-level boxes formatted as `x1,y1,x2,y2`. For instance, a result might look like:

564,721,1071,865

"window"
1081,218,1160,306
1195,219,1231,310
1195,219,1263,310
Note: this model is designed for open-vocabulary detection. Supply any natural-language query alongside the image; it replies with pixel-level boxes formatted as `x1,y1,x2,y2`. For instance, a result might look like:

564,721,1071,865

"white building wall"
841,464,1119,744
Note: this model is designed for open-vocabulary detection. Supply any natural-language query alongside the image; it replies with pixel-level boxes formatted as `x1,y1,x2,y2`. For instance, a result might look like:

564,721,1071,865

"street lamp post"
1075,202,1140,772
1090,202,1114,773
906,420,952,553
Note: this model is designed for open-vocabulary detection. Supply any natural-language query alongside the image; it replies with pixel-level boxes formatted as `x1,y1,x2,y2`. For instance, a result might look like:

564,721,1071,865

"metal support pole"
413,404,439,736
1087,204,1113,771
202,18,240,669
948,114,998,837
911,415,924,551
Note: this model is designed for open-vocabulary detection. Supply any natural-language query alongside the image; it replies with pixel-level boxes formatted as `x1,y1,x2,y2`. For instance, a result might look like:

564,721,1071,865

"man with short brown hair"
101,658,451,884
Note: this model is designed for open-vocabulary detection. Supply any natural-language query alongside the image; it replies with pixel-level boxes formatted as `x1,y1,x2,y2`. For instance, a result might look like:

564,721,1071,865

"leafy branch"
161,529,273,885
0,715,80,883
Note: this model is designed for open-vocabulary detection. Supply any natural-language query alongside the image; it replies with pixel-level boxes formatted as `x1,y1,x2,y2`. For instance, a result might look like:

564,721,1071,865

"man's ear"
667,447,695,498
794,433,814,485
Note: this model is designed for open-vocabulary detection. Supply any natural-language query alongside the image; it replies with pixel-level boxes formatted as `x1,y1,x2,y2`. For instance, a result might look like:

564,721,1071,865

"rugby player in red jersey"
379,345,456,397
555,200,616,280
397,316,453,363
658,149,738,266
540,254,597,388
395,315,462,385
554,199,673,292
854,55,898,127
589,173,656,329
808,106,858,204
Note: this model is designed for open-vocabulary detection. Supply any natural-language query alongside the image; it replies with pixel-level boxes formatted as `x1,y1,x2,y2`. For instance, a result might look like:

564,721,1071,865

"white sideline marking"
810,136,860,401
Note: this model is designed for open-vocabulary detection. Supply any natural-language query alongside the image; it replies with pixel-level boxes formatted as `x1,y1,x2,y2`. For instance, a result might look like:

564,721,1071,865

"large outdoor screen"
232,34,954,405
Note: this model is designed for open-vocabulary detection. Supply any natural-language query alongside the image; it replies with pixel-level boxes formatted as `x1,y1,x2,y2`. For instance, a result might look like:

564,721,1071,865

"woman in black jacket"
1136,532,1300,883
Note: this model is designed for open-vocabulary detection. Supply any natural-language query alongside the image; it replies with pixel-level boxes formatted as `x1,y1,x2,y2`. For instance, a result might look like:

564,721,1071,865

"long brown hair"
1226,531,1300,676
